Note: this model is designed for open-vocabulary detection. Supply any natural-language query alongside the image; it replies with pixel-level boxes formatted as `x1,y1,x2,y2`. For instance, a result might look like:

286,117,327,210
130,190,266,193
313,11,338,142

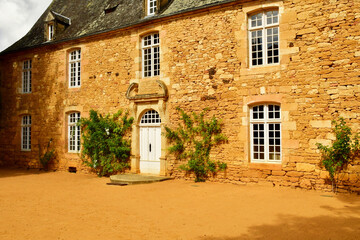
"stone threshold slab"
108,173,173,185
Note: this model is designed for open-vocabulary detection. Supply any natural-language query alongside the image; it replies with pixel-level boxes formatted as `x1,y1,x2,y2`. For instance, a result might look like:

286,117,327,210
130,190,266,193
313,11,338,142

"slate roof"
1,0,238,54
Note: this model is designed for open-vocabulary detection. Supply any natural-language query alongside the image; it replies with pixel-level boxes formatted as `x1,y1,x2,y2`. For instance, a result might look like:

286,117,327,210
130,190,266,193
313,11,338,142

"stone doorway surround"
126,80,168,176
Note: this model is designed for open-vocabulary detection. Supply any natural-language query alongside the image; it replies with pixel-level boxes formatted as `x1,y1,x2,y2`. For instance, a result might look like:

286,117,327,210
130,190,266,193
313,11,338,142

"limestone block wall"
0,0,359,192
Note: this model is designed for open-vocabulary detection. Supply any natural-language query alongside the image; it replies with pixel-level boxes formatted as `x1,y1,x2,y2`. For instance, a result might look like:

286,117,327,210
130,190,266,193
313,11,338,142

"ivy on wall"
165,107,228,182
78,109,134,177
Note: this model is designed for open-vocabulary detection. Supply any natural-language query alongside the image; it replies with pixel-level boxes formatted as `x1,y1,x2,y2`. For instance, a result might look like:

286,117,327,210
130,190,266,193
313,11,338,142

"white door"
139,110,161,174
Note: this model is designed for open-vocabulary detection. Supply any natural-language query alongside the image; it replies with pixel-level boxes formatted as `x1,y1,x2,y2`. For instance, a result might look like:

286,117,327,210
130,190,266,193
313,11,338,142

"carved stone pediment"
126,80,168,102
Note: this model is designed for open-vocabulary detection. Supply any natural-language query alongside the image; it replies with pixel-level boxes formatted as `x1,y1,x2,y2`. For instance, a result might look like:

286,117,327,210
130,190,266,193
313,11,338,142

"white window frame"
142,33,160,78
69,49,81,88
248,9,280,67
22,60,32,93
68,112,81,153
21,115,31,151
48,24,54,41
250,104,281,163
140,109,161,126
147,0,157,16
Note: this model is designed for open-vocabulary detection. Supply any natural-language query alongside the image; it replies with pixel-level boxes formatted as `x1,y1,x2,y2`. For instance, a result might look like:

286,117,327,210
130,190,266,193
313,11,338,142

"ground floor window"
250,104,281,163
68,112,81,152
21,115,31,151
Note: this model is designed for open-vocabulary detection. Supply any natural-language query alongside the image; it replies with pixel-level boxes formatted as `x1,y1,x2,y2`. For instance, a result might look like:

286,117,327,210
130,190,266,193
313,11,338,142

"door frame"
129,101,167,176
139,110,162,174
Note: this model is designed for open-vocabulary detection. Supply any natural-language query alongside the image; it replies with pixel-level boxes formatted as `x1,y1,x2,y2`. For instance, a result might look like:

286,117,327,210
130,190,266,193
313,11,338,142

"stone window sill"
249,162,282,171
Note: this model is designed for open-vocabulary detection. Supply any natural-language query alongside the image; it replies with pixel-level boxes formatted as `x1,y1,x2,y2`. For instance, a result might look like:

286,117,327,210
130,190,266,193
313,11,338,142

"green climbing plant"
39,138,55,170
78,109,134,177
316,117,360,191
165,107,228,182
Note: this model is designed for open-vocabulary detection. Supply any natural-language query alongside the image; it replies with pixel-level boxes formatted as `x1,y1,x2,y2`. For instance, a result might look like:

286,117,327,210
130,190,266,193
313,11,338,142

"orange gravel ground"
0,168,359,240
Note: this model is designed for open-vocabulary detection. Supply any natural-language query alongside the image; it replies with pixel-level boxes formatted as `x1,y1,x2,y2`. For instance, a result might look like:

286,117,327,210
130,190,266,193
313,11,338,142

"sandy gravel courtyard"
0,168,359,240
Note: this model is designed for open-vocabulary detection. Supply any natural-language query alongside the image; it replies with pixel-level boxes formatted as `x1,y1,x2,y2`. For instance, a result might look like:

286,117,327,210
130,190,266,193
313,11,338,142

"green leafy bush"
78,109,134,177
39,138,55,170
165,107,228,182
316,118,360,190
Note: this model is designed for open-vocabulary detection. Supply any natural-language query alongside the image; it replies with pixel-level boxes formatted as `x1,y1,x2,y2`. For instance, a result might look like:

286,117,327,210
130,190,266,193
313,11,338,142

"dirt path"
0,169,359,240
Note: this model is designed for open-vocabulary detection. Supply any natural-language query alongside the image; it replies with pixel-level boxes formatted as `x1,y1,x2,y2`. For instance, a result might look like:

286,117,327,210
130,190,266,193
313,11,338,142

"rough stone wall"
0,0,359,192
161,0,360,192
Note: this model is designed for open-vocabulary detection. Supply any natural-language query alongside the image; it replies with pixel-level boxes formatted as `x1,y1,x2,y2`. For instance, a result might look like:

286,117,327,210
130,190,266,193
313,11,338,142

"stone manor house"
0,0,359,191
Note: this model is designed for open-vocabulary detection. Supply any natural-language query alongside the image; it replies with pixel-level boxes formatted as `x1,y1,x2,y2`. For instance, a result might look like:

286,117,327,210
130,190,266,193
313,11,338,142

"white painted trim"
48,24,54,41
21,115,31,151
142,33,160,78
147,0,157,16
22,60,32,93
250,104,281,163
68,112,81,153
248,10,280,68
69,49,81,88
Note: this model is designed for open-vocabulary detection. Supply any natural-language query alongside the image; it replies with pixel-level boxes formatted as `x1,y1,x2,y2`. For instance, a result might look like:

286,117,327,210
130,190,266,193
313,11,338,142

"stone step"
109,173,174,185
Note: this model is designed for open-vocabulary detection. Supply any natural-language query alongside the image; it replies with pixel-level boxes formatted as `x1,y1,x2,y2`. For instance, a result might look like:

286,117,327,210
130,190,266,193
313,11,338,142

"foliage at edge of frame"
316,117,360,189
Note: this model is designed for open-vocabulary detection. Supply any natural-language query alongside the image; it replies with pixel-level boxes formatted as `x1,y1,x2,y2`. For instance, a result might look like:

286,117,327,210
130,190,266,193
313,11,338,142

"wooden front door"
139,110,161,174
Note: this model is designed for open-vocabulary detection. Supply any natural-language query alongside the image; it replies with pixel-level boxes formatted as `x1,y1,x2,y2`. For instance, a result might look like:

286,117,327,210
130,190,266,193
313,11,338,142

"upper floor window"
21,115,31,151
68,112,81,152
250,104,281,163
22,60,32,93
147,0,157,15
142,33,160,78
69,49,81,88
249,10,279,67
48,24,54,41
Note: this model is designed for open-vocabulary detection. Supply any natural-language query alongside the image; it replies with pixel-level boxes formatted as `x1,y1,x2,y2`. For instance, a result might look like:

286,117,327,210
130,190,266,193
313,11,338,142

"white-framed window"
68,112,81,152
249,9,279,67
21,115,31,151
142,33,160,78
48,24,54,41
250,104,281,163
140,110,161,125
69,49,81,88
147,0,157,15
22,60,32,93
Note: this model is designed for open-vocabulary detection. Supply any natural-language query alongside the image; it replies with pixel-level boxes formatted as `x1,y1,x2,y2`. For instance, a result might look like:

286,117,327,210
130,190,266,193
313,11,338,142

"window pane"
142,33,160,77
251,104,281,162
140,110,161,124
251,13,262,27
252,123,265,160
266,10,279,25
250,30,263,66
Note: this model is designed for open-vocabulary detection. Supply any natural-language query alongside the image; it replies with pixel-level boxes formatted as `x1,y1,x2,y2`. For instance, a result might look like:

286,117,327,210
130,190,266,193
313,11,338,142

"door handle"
149,143,151,152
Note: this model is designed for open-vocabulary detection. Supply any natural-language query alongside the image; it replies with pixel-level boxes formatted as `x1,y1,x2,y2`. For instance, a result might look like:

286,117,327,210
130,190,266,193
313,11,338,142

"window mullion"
151,46,155,77
264,105,269,162
250,123,254,161
263,13,267,65
29,70,32,92
77,60,80,86
21,127,24,149
22,71,25,93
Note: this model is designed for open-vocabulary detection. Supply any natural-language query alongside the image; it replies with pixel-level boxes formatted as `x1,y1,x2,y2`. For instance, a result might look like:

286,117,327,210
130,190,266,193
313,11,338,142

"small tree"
165,107,228,182
316,117,360,191
78,109,134,177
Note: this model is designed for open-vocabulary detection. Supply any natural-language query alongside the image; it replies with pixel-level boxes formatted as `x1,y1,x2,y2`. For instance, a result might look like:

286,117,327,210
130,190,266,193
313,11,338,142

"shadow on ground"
0,168,50,178
199,205,360,240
